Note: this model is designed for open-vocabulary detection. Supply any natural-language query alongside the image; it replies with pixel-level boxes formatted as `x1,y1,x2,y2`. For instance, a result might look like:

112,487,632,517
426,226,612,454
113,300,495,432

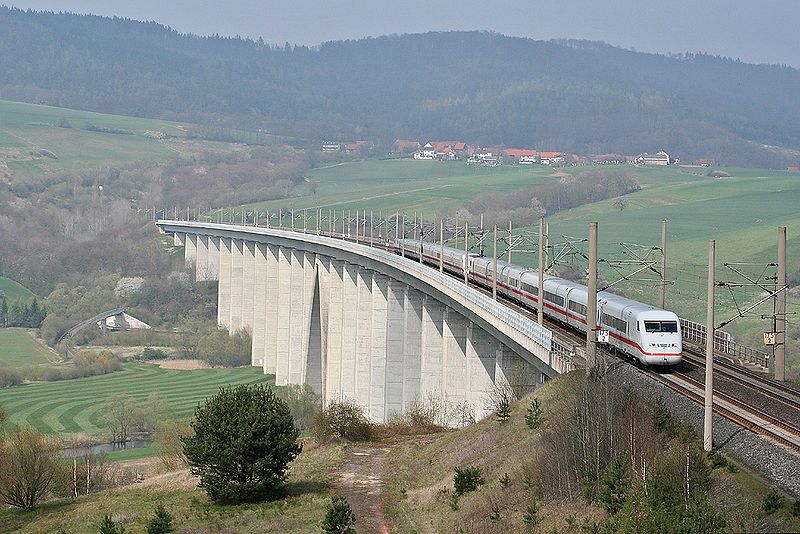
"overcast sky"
6,0,800,67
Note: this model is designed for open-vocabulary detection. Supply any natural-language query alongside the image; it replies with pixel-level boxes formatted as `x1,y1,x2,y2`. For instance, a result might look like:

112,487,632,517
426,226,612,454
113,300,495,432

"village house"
413,142,436,160
321,142,341,152
503,148,538,164
392,139,421,153
694,158,716,167
345,140,372,154
591,154,624,164
636,150,671,166
539,151,565,166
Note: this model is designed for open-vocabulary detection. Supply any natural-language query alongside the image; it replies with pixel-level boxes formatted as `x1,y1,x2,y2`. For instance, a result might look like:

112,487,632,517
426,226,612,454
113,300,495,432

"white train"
394,238,682,366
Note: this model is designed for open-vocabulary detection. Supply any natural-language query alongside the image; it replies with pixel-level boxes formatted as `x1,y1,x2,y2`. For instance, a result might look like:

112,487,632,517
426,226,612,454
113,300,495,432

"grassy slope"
0,99,189,174
0,364,275,437
383,374,800,533
0,276,38,301
0,443,347,534
0,329,54,367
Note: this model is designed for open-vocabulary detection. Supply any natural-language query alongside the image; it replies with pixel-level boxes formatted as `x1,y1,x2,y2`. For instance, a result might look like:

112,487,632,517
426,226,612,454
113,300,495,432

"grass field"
0,329,55,368
0,443,346,534
249,160,799,321
0,364,275,437
0,276,37,302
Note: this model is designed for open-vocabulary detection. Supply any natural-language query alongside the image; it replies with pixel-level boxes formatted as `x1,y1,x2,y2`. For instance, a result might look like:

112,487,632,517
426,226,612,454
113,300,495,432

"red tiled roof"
393,139,420,150
539,151,563,158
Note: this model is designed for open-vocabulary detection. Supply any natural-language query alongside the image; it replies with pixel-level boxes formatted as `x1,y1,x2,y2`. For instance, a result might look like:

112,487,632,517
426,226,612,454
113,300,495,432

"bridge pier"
161,222,563,425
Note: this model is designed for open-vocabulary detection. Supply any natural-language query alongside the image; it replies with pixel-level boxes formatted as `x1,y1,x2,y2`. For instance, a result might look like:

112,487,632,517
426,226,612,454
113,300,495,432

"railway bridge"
157,220,571,423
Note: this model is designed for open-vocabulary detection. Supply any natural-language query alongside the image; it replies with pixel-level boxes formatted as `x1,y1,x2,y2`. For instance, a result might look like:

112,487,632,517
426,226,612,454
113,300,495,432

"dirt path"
335,445,392,534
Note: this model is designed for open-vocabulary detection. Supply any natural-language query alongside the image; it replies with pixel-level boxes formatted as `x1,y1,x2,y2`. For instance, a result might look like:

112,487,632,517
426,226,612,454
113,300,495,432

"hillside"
2,7,800,167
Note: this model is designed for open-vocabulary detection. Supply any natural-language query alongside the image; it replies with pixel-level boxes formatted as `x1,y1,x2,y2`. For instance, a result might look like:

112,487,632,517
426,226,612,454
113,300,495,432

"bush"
0,365,22,388
454,466,484,496
146,504,174,533
278,383,321,431
762,489,785,513
312,399,372,442
321,496,356,534
141,347,169,360
0,427,60,509
182,384,301,503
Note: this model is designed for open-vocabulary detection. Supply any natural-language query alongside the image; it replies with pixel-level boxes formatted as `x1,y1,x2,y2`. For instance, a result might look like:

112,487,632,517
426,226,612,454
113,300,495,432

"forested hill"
3,7,800,167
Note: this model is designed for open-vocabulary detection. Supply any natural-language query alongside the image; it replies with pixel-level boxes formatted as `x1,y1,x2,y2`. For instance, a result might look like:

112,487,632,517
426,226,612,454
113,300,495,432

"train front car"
633,310,683,365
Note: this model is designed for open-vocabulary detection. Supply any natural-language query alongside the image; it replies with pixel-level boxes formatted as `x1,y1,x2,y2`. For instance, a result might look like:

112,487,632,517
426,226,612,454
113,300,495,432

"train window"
601,313,627,333
644,321,678,333
544,291,564,307
568,300,587,315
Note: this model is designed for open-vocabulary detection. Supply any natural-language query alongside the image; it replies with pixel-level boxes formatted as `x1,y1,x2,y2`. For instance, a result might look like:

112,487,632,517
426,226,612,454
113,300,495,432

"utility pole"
507,220,513,263
492,224,498,300
370,211,374,244
776,226,787,381
545,222,550,273
355,210,359,243
439,219,444,272
291,208,295,231
660,219,667,309
586,222,598,366
704,239,715,451
464,222,469,285
538,218,545,326
303,208,307,233
401,214,405,257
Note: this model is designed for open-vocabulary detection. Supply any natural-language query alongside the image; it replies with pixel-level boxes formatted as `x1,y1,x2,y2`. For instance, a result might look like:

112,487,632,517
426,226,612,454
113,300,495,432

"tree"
598,456,630,514
0,296,8,327
99,515,125,534
101,394,144,444
321,496,356,534
525,398,543,430
0,427,60,509
613,197,628,211
182,384,301,503
146,504,174,533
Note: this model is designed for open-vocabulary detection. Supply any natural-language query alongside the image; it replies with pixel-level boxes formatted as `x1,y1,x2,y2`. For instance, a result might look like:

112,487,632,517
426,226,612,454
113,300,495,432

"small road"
334,445,392,534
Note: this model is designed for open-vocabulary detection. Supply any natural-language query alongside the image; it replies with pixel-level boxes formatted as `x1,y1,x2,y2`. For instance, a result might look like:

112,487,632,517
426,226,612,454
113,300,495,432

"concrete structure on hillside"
159,221,570,424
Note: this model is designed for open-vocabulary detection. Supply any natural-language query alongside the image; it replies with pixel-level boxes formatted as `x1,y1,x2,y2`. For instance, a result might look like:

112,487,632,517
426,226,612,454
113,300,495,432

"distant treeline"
1,7,800,167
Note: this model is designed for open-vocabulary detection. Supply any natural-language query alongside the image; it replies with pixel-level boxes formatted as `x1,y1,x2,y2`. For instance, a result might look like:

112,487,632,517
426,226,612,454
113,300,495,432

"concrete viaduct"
157,220,572,423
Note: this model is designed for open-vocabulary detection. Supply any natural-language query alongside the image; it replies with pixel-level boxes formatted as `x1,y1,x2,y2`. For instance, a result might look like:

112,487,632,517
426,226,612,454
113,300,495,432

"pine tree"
321,496,356,534
99,515,125,534
0,297,7,327
525,398,543,430
146,504,174,533
598,456,630,514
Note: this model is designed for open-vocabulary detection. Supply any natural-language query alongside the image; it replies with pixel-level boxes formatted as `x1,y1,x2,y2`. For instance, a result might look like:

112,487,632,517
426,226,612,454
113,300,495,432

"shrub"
653,397,673,433
525,398,543,430
312,399,372,442
321,496,356,534
146,504,174,534
0,427,60,509
523,501,540,528
454,466,484,496
278,383,321,431
498,473,511,488
762,489,785,513
0,365,22,388
99,515,125,534
182,384,301,503
141,347,169,360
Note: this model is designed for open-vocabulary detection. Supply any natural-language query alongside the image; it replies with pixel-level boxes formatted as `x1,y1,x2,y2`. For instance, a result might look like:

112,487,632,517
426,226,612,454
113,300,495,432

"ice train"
394,238,682,366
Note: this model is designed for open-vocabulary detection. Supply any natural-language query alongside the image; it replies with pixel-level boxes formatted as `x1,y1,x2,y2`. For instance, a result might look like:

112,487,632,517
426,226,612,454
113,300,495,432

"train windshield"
644,321,679,333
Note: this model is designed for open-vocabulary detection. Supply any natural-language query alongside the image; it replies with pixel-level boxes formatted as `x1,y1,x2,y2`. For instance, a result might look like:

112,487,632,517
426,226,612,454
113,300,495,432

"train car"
393,237,682,365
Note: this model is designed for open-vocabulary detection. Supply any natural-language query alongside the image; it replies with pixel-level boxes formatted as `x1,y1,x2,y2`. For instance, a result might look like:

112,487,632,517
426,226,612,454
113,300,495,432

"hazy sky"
6,0,800,67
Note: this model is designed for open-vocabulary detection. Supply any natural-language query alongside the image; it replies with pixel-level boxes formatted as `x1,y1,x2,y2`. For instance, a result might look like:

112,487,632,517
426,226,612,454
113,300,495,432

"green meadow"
0,276,37,301
0,364,275,437
0,329,54,368
250,160,799,344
